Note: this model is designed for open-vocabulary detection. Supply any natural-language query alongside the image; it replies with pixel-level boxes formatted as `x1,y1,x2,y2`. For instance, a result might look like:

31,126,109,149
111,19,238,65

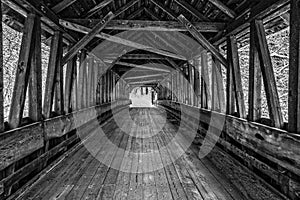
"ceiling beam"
127,6,145,19
121,54,166,60
51,0,78,14
64,19,225,32
144,8,161,20
125,73,167,80
6,0,77,43
128,79,161,84
150,0,177,19
208,0,236,18
60,20,187,61
212,0,289,45
62,12,114,65
174,0,210,21
178,14,228,68
83,0,114,18
116,62,171,72
115,0,140,17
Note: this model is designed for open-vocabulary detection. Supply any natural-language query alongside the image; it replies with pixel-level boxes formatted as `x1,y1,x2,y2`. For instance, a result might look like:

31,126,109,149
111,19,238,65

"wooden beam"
178,14,227,68
43,31,63,119
51,0,78,13
0,3,4,131
213,0,289,45
128,79,160,85
28,15,42,121
201,51,211,109
254,19,283,128
150,0,177,19
248,21,262,122
60,20,187,61
208,0,236,18
144,8,161,20
11,0,77,43
121,54,165,60
64,55,76,114
227,36,246,118
116,62,171,72
114,0,140,17
83,0,114,18
212,56,226,113
174,0,209,21
62,12,114,65
127,6,144,20
125,73,167,80
289,0,300,133
9,14,36,128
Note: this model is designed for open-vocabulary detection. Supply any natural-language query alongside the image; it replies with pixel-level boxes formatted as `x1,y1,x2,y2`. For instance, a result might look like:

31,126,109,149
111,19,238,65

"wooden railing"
0,100,130,199
159,100,300,200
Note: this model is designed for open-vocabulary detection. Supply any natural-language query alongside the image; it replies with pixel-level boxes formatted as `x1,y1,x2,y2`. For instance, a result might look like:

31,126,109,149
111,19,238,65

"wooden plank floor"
16,108,246,200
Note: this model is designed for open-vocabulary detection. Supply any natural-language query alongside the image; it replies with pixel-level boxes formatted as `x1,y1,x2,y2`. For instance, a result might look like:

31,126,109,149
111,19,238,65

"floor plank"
17,107,249,200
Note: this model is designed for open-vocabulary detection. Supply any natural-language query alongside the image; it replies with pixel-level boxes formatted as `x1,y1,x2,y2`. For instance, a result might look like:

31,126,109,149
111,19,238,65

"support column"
227,36,246,118
289,0,300,133
0,4,4,131
254,20,284,128
201,51,211,109
9,14,40,127
28,15,42,121
65,54,76,114
248,21,262,122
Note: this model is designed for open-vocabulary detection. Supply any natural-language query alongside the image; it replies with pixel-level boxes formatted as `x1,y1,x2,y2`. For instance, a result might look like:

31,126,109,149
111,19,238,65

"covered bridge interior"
0,0,299,199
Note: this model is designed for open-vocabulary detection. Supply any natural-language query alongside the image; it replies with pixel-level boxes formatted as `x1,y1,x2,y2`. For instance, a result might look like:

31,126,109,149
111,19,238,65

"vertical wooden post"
0,4,4,131
53,33,64,115
289,0,300,133
194,59,201,107
87,56,94,107
227,36,246,118
93,62,99,106
212,56,226,113
254,20,284,128
248,21,262,122
28,15,42,122
188,64,194,105
78,50,87,109
9,14,37,127
201,51,211,109
65,55,76,114
71,57,78,111
44,31,63,118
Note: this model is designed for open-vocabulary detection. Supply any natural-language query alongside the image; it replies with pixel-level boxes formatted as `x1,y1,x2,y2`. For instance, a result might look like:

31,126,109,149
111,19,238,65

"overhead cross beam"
213,0,289,45
9,0,77,43
64,19,225,32
125,73,167,80
208,0,236,18
51,0,78,14
62,12,115,65
177,15,228,68
174,0,210,21
60,20,187,61
116,62,171,72
83,0,114,18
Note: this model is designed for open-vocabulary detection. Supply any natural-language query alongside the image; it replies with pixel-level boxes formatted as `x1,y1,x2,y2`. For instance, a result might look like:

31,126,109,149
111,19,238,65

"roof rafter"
60,20,187,60
63,19,225,32
51,0,78,14
62,12,115,65
83,0,114,18
116,62,171,72
174,0,210,21
178,14,228,68
5,0,77,43
208,0,236,18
